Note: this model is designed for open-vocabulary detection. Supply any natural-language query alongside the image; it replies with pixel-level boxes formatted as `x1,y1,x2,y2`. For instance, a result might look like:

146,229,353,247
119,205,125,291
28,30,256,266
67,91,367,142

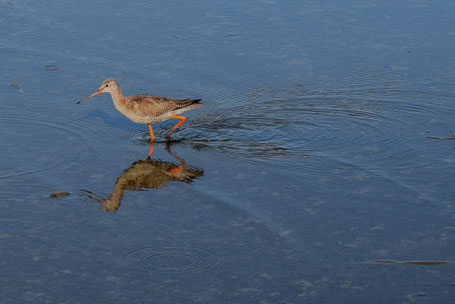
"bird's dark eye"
105,84,109,87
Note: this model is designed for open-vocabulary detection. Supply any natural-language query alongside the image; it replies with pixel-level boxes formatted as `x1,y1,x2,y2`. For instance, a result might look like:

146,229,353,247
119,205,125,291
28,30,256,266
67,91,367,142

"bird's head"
77,78,118,104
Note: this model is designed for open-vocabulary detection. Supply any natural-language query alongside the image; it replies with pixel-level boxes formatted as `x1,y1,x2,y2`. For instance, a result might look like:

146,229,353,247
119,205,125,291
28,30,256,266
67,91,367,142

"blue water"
1,0,455,303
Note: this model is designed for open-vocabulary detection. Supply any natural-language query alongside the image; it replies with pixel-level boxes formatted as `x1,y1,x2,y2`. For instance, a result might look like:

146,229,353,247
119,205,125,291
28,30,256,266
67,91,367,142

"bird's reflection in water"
82,142,204,212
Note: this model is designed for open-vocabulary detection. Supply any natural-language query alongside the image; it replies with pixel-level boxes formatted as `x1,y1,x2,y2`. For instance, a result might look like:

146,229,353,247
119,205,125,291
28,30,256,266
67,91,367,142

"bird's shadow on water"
80,142,204,213
81,109,137,131
81,109,195,141
80,108,235,152
80,106,289,160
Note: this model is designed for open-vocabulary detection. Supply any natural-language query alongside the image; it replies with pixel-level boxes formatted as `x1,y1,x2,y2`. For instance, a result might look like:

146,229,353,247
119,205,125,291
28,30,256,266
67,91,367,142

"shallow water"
1,0,455,303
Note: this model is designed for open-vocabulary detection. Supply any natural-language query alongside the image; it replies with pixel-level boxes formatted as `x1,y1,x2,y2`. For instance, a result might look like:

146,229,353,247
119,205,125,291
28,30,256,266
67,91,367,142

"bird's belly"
113,102,167,124
123,112,169,124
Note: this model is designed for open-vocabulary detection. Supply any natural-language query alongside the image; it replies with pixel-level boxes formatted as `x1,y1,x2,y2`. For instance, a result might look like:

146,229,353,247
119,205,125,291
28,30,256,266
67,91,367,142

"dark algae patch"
49,191,70,198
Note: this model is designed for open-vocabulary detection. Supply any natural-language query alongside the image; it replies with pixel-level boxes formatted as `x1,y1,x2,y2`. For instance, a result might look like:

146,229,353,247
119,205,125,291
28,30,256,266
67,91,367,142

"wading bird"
77,79,202,149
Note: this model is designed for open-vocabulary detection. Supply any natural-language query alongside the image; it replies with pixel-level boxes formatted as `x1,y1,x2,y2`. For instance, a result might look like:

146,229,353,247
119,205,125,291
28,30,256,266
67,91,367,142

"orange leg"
166,115,186,140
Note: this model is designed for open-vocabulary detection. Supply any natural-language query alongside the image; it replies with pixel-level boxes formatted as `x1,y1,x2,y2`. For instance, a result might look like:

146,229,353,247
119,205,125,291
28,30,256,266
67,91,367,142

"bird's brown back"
124,94,201,118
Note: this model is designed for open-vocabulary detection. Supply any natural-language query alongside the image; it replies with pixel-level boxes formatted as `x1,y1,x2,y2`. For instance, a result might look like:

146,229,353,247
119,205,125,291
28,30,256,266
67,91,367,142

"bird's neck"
109,85,123,104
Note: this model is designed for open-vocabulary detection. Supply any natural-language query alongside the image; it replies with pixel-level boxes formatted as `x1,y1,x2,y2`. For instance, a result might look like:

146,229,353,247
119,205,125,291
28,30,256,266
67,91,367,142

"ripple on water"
116,244,222,275
183,82,453,173
44,64,62,71
126,127,169,145
0,112,108,180
0,177,91,237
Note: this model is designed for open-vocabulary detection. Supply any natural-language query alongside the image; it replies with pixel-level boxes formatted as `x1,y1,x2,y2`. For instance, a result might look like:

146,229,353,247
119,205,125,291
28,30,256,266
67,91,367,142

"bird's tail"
175,98,203,109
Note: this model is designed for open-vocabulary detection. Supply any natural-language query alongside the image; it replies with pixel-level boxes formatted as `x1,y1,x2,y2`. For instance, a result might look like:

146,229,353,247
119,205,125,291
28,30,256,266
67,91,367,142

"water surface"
1,0,455,303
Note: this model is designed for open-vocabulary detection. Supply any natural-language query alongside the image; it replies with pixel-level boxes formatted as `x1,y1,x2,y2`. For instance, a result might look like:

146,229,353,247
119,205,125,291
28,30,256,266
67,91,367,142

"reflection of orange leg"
148,124,155,157
166,115,186,140
148,142,154,157
148,123,155,142
168,158,186,174
166,141,186,174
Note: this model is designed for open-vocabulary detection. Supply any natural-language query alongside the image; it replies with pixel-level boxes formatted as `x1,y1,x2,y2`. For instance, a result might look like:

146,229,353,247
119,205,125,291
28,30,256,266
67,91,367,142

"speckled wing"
128,94,201,118
127,94,177,118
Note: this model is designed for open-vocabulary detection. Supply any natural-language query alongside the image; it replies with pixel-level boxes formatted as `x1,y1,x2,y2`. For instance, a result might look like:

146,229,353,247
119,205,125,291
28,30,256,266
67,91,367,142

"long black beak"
77,89,103,104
